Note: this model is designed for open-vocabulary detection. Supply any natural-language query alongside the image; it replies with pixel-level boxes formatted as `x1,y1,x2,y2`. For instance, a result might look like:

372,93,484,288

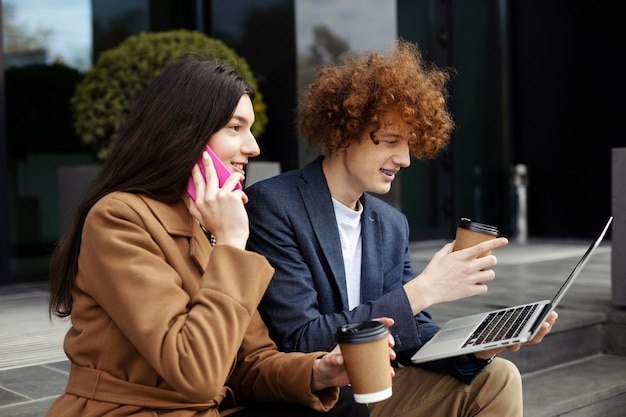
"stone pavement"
0,238,619,416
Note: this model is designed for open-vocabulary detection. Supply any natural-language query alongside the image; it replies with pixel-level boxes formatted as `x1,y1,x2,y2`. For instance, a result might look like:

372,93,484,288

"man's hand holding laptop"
467,310,558,362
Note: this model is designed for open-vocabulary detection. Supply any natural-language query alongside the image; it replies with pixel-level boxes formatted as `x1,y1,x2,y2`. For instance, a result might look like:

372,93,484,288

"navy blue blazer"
246,157,482,382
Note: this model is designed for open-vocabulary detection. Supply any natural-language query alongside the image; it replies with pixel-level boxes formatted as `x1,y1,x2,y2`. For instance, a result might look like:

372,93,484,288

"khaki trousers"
368,358,523,417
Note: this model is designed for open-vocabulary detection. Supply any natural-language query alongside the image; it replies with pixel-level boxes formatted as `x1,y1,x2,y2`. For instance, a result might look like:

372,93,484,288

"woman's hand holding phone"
188,147,249,249
187,146,242,201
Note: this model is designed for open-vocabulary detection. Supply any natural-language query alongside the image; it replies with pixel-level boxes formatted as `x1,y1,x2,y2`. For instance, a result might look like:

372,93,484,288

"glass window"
295,0,397,166
295,0,398,206
295,0,396,86
91,0,148,59
2,0,93,284
3,0,92,70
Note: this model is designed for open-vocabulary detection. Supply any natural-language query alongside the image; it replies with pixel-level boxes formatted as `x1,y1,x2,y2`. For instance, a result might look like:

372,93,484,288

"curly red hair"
298,40,454,159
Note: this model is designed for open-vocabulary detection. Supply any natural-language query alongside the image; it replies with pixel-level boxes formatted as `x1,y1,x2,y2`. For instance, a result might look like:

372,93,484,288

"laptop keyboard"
462,304,538,347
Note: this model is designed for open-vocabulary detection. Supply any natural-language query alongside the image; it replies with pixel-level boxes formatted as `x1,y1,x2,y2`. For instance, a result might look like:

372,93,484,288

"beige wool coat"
45,192,339,416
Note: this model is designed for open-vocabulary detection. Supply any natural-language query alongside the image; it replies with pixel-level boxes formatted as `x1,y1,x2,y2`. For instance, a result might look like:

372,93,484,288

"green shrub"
71,29,268,161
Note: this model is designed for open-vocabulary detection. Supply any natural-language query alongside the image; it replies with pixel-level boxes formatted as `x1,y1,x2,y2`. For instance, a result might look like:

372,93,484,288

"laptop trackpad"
436,326,473,342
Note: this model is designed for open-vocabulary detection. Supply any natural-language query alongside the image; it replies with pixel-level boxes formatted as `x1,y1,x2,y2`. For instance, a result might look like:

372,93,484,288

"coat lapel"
188,225,211,272
138,195,211,272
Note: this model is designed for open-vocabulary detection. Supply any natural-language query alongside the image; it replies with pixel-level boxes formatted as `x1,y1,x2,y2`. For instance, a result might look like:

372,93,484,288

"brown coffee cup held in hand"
335,321,392,403
453,218,499,258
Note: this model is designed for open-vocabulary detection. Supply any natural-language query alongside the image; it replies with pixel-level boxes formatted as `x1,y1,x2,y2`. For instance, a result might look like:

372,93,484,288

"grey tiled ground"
0,238,621,417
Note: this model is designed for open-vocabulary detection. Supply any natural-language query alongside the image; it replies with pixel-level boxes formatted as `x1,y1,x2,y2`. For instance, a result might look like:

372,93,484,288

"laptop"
411,216,613,364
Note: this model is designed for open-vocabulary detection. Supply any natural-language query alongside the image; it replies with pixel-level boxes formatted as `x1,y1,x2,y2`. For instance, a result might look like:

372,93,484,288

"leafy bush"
71,29,268,161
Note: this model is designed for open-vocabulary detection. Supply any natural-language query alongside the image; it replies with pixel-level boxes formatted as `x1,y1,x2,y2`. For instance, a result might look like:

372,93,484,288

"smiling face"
323,110,412,209
207,94,260,178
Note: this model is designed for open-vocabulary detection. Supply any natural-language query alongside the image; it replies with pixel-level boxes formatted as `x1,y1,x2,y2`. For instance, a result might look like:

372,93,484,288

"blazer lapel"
300,158,350,309
360,194,384,302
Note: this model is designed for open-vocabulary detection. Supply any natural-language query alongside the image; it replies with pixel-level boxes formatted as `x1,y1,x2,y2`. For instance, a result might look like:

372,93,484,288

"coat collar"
137,194,211,271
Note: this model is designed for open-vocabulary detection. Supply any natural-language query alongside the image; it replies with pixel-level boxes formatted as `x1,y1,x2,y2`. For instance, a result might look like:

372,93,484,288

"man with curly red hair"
246,40,557,416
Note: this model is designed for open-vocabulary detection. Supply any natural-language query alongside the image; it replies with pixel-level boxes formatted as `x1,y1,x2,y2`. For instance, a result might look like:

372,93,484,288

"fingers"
195,150,246,207
200,150,243,193
328,351,344,366
469,282,490,296
200,150,216,188
474,255,499,270
548,310,559,324
222,172,246,192
190,151,214,204
372,317,397,358
449,237,507,280
486,236,509,250
437,241,457,256
373,317,395,328
409,237,506,308
460,268,495,296
508,311,559,352
530,311,558,344
460,237,508,259
190,163,206,200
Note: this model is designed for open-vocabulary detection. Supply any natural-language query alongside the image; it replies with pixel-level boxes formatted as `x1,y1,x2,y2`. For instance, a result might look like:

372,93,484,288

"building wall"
1,0,623,285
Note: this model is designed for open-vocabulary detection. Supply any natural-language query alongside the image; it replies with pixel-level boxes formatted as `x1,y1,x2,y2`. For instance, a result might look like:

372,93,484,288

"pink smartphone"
187,146,242,201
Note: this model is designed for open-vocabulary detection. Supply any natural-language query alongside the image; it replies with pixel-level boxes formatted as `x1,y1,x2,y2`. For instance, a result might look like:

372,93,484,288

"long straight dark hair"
49,58,254,318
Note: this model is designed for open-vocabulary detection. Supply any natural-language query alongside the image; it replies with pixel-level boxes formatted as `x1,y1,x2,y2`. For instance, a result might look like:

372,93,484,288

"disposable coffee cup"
454,218,499,257
335,321,392,404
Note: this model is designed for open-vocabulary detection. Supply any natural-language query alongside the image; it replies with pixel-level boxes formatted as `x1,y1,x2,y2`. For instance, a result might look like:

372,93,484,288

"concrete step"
505,307,626,417
521,354,626,417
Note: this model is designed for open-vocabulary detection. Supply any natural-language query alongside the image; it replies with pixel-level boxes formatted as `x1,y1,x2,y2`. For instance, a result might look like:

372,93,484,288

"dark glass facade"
1,0,622,285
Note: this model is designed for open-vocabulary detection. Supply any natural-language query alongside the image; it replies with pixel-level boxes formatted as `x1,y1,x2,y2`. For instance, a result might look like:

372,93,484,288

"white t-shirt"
332,197,363,310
